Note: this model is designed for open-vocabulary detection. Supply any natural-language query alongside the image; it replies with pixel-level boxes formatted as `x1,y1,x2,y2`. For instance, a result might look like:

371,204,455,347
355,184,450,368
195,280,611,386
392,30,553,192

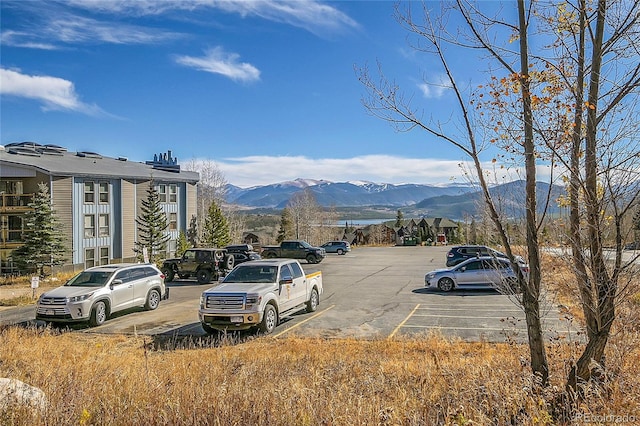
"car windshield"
223,265,277,284
299,241,312,249
65,271,113,287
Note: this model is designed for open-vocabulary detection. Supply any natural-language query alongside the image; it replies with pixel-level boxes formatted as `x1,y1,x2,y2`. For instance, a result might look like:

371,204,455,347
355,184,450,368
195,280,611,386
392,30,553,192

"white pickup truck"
198,259,322,334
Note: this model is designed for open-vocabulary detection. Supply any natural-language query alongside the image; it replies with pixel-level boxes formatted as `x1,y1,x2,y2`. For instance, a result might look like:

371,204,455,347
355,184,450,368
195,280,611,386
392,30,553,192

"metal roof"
0,144,199,183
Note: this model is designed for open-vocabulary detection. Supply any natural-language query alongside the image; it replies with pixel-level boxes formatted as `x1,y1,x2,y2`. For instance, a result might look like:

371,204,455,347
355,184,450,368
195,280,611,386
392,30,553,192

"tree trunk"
517,0,549,386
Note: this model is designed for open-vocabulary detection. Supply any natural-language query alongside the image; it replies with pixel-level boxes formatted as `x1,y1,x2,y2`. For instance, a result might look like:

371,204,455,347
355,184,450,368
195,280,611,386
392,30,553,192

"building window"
169,212,177,230
169,184,177,203
85,248,95,268
100,247,110,265
99,182,109,203
158,184,167,202
84,182,95,203
84,215,95,238
99,214,110,237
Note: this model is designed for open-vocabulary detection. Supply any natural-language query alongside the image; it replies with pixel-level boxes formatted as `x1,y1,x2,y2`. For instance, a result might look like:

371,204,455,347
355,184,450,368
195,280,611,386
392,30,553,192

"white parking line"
401,324,528,332
412,314,523,319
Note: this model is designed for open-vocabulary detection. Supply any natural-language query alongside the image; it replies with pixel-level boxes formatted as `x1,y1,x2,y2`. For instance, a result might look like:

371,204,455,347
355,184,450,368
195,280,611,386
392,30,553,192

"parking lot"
1,246,580,343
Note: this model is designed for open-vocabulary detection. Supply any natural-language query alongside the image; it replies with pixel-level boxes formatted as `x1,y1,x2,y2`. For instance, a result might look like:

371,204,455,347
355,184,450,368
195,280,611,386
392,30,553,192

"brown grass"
1,327,639,425
1,259,639,425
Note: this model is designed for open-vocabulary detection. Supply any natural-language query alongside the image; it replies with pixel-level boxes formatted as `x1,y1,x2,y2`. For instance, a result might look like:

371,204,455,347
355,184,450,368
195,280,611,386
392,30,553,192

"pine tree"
13,182,66,276
133,182,169,264
394,210,404,228
187,214,198,247
277,207,295,243
176,230,190,257
202,200,231,247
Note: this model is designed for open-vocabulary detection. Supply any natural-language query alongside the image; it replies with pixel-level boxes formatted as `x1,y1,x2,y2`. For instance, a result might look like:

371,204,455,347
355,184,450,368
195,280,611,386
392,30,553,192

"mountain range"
225,179,566,220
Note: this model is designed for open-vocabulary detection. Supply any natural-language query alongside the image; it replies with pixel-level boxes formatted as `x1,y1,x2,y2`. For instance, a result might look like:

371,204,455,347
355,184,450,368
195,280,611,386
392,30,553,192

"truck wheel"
306,254,317,264
89,301,108,327
162,267,175,282
197,269,212,284
145,289,161,310
438,277,455,292
306,287,319,313
259,304,278,334
265,252,277,259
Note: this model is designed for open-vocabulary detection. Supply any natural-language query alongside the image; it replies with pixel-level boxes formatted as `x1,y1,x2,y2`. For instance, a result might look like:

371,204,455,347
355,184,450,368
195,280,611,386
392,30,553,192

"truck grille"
205,294,245,310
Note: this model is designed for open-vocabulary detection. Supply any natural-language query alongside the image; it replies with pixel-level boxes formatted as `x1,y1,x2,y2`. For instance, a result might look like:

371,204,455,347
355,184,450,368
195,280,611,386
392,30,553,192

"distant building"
0,142,199,273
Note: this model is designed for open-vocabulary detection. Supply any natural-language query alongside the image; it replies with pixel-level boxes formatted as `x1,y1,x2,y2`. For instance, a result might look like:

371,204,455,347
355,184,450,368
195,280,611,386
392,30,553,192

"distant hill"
226,178,476,209
224,178,566,221
414,180,566,220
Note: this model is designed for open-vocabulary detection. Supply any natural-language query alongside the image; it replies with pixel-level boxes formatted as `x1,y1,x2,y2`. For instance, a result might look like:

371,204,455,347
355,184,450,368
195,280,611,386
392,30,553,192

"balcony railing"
0,193,34,210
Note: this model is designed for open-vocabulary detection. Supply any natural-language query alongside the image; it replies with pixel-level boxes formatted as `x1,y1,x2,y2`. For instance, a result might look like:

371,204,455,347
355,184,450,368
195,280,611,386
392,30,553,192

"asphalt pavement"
0,246,582,343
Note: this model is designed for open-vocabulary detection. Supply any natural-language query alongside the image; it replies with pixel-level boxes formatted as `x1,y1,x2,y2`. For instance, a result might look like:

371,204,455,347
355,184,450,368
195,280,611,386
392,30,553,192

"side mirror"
460,267,466,272
279,278,293,285
110,279,123,290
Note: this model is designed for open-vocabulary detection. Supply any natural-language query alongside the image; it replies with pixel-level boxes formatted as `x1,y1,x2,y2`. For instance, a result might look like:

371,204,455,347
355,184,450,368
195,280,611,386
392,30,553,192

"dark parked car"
225,244,261,265
624,242,640,250
320,241,351,255
446,245,523,267
425,256,529,293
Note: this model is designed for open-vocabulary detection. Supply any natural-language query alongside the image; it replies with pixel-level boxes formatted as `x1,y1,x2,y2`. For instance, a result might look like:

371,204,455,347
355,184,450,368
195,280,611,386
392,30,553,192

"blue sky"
1,0,499,188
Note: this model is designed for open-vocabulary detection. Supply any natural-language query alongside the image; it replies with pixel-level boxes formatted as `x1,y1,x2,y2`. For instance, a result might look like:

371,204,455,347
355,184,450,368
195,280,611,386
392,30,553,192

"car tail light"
447,252,454,258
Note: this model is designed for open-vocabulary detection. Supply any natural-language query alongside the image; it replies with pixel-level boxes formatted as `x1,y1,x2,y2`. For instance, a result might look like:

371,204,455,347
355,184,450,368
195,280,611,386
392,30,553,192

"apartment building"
0,142,199,273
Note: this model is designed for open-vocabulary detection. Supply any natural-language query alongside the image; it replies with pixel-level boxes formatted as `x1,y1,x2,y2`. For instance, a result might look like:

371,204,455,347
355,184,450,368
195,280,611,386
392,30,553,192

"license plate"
46,309,54,315
230,316,243,323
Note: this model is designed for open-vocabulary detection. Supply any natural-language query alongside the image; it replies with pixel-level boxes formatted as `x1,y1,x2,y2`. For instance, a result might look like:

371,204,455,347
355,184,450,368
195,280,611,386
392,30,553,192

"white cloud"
0,68,105,116
418,74,452,99
175,47,261,83
198,154,479,188
1,6,182,49
66,0,359,36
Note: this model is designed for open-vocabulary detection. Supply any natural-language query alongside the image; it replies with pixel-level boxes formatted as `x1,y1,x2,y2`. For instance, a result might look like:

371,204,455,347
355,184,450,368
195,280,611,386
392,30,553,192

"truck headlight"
425,273,436,280
68,293,93,303
246,294,261,307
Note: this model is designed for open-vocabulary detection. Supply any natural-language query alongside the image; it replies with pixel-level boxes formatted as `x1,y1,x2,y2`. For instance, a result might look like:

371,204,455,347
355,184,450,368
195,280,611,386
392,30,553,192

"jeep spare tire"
224,254,235,270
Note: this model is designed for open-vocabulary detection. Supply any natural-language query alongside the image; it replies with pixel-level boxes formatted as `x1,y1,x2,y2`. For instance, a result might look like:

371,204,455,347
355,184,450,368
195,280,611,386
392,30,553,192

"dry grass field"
1,256,639,425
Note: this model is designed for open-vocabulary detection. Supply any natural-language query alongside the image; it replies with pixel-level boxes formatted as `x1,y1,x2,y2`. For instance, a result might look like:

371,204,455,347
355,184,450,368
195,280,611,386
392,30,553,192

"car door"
181,250,198,274
288,261,307,307
453,260,485,288
110,270,135,312
131,266,155,306
277,264,296,312
480,259,513,289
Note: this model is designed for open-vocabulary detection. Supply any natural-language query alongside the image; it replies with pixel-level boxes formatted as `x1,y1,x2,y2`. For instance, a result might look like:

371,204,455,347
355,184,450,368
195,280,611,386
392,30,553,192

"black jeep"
162,248,234,284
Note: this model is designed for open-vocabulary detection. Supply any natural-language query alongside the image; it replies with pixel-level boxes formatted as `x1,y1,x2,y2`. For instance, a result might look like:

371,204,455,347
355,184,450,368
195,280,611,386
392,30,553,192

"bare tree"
183,159,240,244
287,189,321,244
357,0,548,384
357,0,640,399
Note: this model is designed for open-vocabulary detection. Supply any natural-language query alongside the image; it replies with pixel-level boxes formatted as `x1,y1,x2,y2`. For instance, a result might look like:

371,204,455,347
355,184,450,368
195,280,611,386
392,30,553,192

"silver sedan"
425,256,528,293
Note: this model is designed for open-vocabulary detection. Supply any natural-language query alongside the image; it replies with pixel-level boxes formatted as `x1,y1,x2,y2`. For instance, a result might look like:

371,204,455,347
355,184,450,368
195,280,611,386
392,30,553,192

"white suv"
36,263,168,327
